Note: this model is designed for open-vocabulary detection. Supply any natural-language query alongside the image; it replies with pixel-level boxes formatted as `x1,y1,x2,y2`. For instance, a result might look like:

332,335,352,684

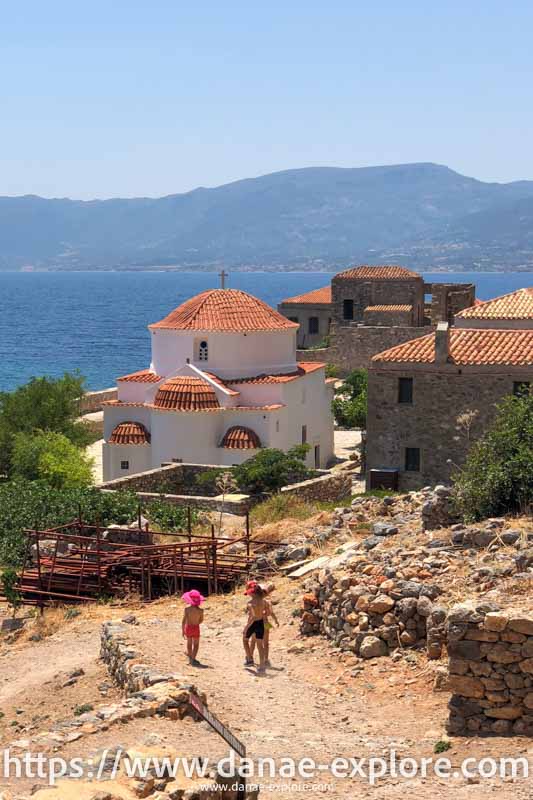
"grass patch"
250,493,353,527
434,739,451,754
74,703,94,717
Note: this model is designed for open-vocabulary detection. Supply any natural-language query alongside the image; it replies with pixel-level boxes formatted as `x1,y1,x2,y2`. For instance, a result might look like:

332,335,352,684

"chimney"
435,322,450,363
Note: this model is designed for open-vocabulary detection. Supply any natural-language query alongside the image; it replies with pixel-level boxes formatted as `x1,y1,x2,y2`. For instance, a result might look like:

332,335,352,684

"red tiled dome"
154,376,220,411
220,426,261,449
149,289,299,332
109,422,151,445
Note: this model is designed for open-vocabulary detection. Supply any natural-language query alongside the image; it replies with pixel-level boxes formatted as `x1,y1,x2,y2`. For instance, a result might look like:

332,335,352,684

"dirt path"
123,588,533,799
2,587,533,798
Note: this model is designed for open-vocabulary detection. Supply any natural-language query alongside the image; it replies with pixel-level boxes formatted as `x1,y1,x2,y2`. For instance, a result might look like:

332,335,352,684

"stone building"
278,264,475,373
277,285,332,348
102,288,335,481
365,286,533,490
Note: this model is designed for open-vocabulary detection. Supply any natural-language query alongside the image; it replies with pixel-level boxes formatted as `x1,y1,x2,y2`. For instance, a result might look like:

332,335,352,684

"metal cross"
219,269,228,289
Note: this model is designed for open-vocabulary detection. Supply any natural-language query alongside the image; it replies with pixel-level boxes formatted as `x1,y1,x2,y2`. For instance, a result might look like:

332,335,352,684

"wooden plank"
287,556,329,578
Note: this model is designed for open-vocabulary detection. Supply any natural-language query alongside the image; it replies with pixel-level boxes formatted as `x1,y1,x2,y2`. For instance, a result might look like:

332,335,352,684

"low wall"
100,462,231,495
100,461,352,514
79,387,117,413
300,568,446,659
447,605,533,736
281,470,353,503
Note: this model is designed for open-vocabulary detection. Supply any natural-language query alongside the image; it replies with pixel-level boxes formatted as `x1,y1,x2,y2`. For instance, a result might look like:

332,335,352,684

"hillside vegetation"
3,163,533,271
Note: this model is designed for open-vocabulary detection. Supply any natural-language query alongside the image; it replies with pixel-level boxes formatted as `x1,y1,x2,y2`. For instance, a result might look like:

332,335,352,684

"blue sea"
0,270,531,392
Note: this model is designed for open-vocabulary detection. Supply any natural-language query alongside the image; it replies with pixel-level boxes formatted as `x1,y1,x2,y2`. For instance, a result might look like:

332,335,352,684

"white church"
102,284,335,481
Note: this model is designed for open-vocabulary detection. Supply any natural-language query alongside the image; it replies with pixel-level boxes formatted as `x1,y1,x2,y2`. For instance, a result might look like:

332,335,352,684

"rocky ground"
1,489,532,799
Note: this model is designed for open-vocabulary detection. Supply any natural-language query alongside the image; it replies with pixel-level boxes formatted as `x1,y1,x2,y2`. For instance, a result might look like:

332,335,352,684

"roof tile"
280,286,332,305
154,376,220,410
372,328,533,366
220,426,261,449
109,422,151,445
150,289,299,332
335,265,420,281
117,369,163,383
456,287,533,320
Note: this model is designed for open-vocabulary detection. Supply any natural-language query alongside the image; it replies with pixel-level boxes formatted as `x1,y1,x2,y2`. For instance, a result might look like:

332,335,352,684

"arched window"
198,340,208,362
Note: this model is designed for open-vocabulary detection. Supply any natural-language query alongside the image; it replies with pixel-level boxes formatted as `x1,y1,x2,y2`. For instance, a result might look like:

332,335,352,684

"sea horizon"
1,269,532,393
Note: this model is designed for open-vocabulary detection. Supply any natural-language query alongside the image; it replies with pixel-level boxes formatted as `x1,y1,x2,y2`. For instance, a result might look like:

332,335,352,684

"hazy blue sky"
2,0,533,198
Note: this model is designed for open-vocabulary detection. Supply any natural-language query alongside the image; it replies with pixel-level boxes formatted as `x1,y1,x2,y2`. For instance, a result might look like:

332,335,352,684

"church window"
405,448,420,472
120,460,130,470
198,340,209,362
308,317,319,334
301,425,307,444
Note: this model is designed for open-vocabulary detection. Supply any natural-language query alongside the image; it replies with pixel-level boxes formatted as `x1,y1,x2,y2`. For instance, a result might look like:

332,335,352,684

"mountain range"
2,163,533,272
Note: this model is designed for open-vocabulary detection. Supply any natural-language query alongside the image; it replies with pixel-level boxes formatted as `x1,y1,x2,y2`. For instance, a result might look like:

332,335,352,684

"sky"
2,0,533,199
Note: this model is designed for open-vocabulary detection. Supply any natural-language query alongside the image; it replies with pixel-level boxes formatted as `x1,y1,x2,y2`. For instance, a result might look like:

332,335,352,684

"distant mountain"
2,163,533,271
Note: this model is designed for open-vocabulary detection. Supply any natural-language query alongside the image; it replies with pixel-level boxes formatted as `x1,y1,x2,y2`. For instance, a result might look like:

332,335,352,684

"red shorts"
185,624,200,639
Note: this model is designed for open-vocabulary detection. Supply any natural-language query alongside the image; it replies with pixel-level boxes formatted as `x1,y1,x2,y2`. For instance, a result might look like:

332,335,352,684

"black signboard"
189,692,247,759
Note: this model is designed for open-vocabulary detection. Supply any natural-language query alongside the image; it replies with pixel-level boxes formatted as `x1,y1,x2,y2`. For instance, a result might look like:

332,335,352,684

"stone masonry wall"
79,387,118,413
300,564,446,659
331,276,424,325
446,605,533,736
281,469,353,503
329,325,434,373
363,307,413,327
366,367,532,490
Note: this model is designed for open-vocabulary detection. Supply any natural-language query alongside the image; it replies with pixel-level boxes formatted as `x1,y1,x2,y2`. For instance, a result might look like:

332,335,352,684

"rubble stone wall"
447,605,533,736
300,568,446,659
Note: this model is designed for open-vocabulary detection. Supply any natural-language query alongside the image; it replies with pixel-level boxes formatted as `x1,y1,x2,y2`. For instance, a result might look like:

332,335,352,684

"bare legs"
187,637,200,663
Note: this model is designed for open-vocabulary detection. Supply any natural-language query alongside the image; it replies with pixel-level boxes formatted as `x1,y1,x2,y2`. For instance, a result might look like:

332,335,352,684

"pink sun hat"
182,589,205,606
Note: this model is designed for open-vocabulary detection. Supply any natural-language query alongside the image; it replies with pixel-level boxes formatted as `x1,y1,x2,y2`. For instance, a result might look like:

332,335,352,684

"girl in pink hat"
181,589,205,665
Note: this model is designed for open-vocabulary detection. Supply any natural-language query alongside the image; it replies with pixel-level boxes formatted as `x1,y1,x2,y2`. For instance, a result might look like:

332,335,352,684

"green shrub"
452,394,533,522
1,568,22,616
0,481,140,567
0,373,92,475
332,369,368,429
233,445,312,494
147,499,198,532
12,431,93,488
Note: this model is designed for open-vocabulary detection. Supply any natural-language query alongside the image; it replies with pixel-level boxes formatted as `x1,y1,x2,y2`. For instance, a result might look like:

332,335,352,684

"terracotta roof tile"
109,422,151,445
146,402,285,413
202,371,240,396
224,362,325,385
456,287,533,320
335,265,420,281
365,304,412,312
280,286,332,305
372,328,533,366
117,369,163,383
220,426,261,450
150,289,299,332
154,376,220,411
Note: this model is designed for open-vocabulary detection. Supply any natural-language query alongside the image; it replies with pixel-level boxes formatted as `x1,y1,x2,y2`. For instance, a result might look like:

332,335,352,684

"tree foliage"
452,393,533,521
0,373,92,475
332,369,368,429
12,431,94,488
233,445,312,494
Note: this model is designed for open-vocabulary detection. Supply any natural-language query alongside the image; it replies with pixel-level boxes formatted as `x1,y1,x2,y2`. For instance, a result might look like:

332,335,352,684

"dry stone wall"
300,567,446,659
447,604,533,736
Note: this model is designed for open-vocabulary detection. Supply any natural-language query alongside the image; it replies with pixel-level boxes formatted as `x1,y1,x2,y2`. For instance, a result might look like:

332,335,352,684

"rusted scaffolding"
5,512,261,608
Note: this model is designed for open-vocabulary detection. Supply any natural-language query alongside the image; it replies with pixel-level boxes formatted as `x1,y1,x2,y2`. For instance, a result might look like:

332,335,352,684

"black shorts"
245,619,265,640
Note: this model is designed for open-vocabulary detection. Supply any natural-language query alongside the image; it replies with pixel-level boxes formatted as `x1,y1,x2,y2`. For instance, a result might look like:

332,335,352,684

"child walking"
182,589,205,666
243,583,273,673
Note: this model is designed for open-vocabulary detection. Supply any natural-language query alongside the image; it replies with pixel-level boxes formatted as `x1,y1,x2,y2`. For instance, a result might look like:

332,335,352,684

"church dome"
220,426,261,450
149,289,299,333
109,422,151,445
154,376,220,411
